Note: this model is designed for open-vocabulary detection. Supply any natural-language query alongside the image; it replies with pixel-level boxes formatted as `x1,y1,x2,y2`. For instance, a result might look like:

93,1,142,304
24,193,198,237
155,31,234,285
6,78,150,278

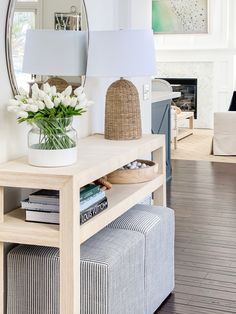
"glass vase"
28,117,77,167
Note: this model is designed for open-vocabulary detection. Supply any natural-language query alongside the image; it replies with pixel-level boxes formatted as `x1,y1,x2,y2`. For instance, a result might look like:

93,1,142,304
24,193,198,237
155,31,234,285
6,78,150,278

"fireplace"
161,78,198,119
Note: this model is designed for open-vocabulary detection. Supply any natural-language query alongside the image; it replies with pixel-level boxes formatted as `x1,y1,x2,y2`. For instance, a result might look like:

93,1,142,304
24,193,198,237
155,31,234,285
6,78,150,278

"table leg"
0,243,4,314
174,137,177,150
0,187,4,314
153,145,167,207
60,179,80,314
189,115,194,130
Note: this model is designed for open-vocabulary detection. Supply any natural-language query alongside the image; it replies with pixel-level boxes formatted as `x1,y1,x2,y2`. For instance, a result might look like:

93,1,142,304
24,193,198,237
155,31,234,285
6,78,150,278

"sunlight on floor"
172,129,236,163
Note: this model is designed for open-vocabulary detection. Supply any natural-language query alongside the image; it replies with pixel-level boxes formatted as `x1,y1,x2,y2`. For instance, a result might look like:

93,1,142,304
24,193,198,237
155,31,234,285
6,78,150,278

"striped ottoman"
108,205,175,314
7,228,145,314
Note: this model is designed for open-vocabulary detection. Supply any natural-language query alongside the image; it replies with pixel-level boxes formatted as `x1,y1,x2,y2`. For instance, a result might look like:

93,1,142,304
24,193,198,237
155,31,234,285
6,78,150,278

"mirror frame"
5,0,18,95
5,0,89,95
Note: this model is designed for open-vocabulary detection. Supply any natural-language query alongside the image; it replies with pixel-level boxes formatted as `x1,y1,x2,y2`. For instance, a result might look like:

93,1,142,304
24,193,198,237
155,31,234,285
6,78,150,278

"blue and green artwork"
152,0,208,34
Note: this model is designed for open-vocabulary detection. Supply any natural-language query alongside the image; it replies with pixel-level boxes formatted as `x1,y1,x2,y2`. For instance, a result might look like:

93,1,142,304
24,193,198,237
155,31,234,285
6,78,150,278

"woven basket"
46,77,69,93
105,79,142,140
107,160,159,184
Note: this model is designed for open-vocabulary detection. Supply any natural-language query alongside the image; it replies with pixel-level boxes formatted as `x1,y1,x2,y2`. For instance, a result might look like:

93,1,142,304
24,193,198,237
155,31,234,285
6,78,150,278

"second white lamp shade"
23,30,87,76
86,29,156,78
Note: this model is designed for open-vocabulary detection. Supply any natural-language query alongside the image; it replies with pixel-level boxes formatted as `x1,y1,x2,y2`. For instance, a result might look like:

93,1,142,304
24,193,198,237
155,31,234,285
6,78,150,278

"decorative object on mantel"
107,160,159,184
55,6,82,31
86,30,156,140
8,83,91,167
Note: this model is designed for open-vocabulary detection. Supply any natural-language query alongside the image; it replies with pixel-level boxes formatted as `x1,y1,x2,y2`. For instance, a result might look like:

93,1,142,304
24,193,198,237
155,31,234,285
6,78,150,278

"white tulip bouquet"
8,83,90,122
8,83,91,150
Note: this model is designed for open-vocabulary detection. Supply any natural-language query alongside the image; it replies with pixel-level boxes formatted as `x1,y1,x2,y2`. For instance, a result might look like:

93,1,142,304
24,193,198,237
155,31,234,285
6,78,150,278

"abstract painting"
152,0,208,34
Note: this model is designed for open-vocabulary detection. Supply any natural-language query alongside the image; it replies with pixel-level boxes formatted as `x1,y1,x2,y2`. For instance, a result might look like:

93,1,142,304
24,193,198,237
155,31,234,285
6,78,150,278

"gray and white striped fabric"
7,228,145,314
108,205,175,314
80,228,145,314
7,245,60,314
134,205,175,310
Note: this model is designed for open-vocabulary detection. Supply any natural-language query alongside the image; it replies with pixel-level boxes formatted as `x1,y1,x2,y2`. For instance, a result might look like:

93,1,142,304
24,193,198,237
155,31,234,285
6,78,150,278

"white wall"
0,2,30,264
230,0,236,49
118,0,152,30
85,0,153,134
0,0,29,163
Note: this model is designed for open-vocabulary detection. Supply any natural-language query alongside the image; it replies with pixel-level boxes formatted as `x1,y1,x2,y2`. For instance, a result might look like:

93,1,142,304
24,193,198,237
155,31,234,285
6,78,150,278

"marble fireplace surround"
156,50,235,129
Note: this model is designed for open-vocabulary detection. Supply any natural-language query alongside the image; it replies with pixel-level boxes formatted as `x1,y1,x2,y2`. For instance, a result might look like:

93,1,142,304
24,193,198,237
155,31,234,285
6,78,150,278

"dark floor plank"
155,160,236,314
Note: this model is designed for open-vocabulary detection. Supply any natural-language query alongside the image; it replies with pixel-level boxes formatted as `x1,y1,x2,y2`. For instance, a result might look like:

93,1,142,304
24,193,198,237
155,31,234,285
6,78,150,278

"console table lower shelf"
0,175,164,247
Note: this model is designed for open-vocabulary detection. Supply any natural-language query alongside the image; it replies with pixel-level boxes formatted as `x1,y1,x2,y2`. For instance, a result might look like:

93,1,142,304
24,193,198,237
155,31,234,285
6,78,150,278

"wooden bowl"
107,160,159,184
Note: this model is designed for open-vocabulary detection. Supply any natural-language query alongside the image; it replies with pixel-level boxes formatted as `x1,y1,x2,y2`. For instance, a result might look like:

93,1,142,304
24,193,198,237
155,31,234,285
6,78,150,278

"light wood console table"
0,134,166,314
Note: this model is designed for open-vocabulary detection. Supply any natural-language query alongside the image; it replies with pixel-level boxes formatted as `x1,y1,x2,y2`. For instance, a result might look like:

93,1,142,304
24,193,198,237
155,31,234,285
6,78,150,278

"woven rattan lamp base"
46,77,69,93
105,79,142,140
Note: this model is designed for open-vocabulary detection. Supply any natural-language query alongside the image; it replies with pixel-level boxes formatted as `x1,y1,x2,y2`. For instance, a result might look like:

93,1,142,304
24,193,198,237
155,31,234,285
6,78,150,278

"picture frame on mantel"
152,0,209,34
55,6,82,31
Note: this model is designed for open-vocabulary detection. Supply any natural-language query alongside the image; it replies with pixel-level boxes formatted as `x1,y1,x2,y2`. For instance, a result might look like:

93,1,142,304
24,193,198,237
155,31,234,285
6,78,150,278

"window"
12,1,41,90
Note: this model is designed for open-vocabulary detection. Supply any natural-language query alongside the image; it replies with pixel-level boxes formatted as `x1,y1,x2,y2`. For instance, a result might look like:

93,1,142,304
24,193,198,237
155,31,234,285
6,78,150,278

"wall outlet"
143,84,150,101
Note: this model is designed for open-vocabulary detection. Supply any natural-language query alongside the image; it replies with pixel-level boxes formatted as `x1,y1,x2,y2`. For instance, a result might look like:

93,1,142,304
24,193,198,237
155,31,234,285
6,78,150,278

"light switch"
143,84,150,101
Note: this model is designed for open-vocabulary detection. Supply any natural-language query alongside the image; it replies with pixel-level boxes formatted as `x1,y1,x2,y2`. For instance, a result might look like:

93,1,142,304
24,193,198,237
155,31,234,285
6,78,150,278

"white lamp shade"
86,29,156,78
23,30,87,76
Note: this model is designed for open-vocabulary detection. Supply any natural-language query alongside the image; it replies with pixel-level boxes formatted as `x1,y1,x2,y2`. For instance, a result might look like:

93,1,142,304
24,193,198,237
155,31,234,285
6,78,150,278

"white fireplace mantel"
155,48,236,129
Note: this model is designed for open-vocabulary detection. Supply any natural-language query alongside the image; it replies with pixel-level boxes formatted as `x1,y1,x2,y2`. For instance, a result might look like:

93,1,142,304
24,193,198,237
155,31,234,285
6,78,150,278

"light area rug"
171,128,236,163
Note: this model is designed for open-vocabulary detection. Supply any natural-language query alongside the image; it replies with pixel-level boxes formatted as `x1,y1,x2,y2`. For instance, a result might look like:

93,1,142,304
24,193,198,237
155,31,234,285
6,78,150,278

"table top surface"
0,134,165,185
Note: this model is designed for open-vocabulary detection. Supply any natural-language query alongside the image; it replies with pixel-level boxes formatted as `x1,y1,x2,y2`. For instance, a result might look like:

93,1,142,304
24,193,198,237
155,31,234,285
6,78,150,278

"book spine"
21,201,59,212
80,191,105,212
22,191,105,213
25,198,108,225
28,198,60,206
80,197,108,225
25,211,59,225
80,186,101,202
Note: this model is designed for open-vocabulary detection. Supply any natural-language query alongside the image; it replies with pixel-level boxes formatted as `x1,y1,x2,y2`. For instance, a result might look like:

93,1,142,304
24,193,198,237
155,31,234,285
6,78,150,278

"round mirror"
5,0,89,95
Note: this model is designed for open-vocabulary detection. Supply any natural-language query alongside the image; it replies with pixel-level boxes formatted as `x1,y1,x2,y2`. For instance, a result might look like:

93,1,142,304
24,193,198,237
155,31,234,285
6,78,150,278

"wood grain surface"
156,160,236,314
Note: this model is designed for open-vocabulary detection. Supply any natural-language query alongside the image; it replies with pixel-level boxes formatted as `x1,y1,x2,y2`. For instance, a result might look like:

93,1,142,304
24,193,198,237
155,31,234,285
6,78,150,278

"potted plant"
8,83,91,167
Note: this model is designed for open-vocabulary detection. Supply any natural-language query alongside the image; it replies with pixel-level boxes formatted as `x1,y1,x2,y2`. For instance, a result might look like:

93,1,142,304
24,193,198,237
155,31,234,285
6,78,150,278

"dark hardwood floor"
156,160,236,314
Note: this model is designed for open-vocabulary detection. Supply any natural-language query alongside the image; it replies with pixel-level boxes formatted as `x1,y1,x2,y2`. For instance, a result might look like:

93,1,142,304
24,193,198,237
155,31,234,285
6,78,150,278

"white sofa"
213,112,236,155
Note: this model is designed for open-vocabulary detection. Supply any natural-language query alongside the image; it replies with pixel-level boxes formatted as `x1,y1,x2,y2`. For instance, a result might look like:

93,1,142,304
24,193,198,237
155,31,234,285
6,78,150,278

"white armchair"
213,112,236,155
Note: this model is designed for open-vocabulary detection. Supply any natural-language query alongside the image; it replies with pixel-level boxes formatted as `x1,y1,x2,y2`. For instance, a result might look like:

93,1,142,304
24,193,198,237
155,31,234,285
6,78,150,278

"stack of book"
21,184,108,225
